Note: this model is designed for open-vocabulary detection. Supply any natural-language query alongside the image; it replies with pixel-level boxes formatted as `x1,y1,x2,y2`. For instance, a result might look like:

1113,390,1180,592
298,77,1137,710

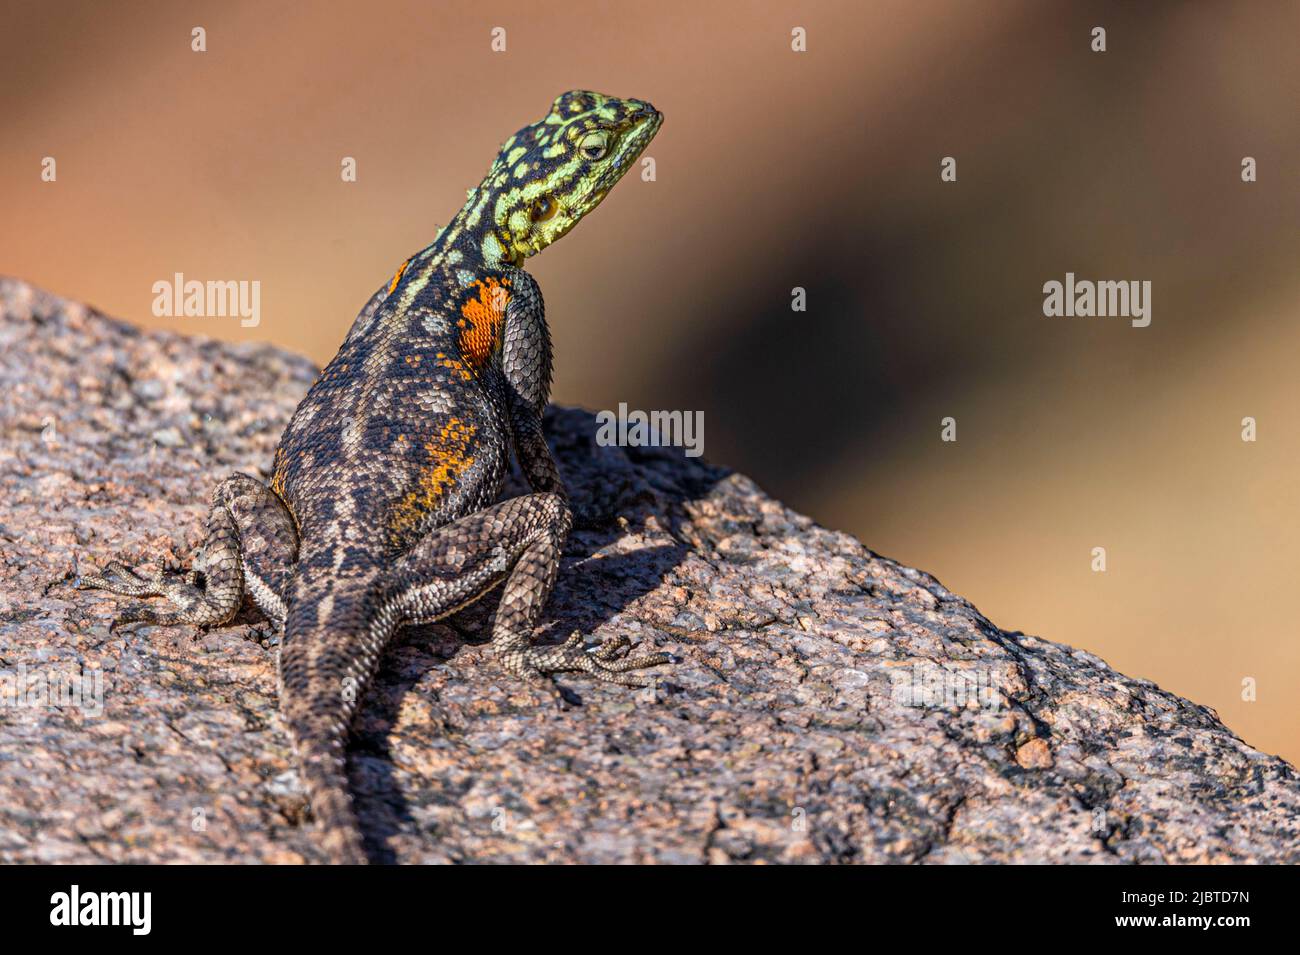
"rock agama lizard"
78,90,669,863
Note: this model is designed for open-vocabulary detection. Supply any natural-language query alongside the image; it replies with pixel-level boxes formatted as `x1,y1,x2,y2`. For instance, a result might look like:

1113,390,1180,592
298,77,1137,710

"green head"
471,91,662,265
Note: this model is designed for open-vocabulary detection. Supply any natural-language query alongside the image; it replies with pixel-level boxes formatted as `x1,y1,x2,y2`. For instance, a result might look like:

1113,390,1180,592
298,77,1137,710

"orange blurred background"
3,0,1297,763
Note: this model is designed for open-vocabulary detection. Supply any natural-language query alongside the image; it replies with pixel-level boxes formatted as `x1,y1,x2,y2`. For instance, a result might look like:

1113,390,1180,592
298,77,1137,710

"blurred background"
2,0,1297,763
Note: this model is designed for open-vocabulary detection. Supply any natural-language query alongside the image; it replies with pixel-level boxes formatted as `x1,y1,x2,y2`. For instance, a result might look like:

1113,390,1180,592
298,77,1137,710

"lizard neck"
443,179,521,270
386,184,520,310
432,163,527,269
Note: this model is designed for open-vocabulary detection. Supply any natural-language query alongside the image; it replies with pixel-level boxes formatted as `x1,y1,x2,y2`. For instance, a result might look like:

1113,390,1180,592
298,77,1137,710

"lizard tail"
279,564,393,865
297,741,368,865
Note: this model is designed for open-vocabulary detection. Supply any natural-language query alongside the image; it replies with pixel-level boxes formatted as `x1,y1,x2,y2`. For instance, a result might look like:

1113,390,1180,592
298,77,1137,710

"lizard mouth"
624,107,662,158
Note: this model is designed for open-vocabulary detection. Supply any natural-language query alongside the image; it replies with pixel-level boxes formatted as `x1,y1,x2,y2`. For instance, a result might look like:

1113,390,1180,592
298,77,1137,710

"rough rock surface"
1,277,1297,864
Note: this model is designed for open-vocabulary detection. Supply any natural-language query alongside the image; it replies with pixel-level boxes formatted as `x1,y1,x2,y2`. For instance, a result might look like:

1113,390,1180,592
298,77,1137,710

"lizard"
77,90,670,864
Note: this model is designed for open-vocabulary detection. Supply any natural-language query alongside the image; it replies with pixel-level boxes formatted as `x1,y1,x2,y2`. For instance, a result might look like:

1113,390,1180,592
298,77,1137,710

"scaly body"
79,91,668,863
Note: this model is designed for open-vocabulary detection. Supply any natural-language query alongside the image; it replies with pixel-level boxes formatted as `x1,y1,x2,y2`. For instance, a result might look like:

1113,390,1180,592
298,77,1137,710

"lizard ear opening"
529,195,558,223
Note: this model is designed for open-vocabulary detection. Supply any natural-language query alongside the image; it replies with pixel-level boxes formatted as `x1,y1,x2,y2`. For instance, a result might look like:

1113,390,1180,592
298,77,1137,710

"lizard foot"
78,560,199,597
77,559,233,629
499,630,675,691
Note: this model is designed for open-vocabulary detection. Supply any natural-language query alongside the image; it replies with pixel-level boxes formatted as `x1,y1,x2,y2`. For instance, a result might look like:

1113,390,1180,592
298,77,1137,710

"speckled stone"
1,277,1296,864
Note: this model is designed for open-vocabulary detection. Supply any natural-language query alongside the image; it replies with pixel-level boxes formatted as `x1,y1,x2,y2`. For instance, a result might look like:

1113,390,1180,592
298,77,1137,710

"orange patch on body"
436,353,473,382
270,460,286,498
268,452,300,532
388,417,477,544
388,259,411,294
457,276,511,368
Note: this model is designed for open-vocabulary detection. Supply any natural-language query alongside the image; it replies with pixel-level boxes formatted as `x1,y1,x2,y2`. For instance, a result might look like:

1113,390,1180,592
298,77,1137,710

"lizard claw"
78,560,171,597
587,634,632,661
499,632,675,690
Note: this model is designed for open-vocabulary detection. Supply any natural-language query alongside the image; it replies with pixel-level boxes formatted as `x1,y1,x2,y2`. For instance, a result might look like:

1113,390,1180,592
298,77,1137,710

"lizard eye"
578,131,609,161
529,195,558,223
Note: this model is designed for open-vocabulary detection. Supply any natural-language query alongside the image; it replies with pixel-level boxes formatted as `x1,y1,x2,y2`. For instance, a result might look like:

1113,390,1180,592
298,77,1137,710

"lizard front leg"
78,472,297,629
487,494,673,690
484,271,674,688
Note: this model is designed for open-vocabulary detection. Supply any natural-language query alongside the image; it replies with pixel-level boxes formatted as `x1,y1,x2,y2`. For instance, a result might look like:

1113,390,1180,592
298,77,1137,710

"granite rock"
1,277,1296,864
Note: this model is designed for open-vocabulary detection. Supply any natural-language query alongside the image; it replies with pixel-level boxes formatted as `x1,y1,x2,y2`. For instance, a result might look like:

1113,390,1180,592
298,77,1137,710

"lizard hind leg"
77,472,297,630
387,492,673,692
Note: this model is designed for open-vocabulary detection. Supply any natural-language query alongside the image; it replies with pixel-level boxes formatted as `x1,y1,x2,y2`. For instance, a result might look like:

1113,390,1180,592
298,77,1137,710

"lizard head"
485,91,662,263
